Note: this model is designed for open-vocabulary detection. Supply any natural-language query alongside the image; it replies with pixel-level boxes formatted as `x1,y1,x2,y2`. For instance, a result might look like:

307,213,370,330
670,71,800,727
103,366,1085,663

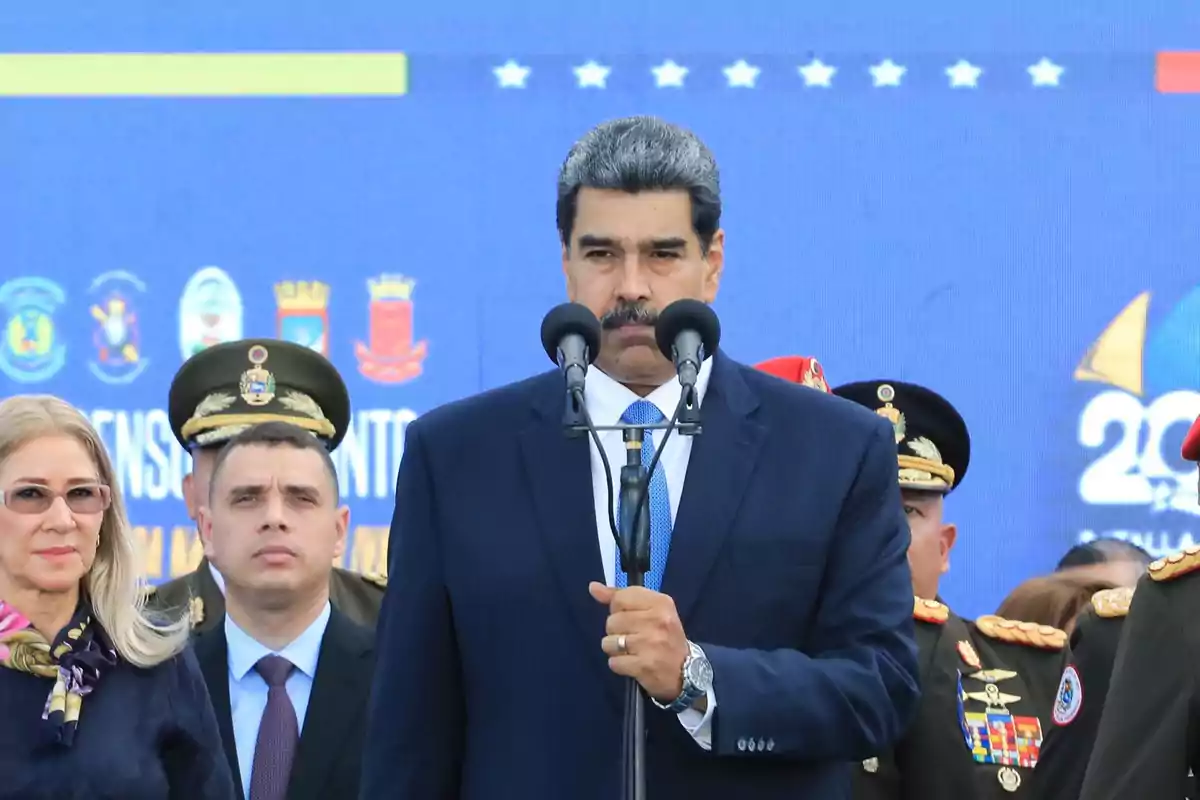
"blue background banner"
1,0,1196,617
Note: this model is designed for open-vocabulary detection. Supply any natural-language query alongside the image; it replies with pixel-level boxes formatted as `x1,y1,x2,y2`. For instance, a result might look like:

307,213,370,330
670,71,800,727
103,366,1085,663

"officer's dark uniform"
1072,548,1200,799
1029,588,1143,800
835,380,1069,799
1070,417,1200,799
145,339,386,633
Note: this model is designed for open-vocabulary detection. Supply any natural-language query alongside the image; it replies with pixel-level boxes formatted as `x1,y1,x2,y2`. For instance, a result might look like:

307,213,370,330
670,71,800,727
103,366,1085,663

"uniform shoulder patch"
1052,664,1084,726
1149,545,1200,582
913,596,948,624
974,614,1068,650
1091,586,1134,618
362,571,388,589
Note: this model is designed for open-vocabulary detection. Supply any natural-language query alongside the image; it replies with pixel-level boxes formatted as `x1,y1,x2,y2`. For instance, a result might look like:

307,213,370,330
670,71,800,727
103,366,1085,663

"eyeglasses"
0,484,112,515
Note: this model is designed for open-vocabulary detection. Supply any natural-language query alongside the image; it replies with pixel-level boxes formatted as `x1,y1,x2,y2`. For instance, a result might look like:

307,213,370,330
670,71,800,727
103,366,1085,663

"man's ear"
182,472,198,521
939,522,958,574
197,505,216,558
333,505,350,561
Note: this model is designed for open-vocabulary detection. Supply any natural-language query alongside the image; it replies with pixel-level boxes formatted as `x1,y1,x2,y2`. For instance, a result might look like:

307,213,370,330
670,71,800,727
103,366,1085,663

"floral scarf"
0,599,117,747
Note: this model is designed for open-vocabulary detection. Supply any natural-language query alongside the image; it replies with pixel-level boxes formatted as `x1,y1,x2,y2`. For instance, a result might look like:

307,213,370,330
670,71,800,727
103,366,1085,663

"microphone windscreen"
540,303,602,365
654,299,721,360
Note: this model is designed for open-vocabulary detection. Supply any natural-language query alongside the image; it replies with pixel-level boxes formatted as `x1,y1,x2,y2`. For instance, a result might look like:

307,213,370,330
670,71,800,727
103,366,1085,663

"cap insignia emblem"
873,386,906,442
240,345,276,407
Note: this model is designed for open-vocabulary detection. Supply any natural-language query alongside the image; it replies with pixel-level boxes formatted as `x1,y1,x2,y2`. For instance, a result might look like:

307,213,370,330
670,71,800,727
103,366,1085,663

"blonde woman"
0,395,236,799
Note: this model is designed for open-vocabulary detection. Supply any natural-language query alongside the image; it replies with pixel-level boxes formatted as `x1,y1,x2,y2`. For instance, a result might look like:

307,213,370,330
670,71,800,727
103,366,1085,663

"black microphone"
655,299,721,393
541,303,602,396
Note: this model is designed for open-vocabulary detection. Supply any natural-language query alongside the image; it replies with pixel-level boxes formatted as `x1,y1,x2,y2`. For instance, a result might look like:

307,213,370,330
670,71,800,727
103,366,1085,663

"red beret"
754,356,830,394
1183,415,1200,462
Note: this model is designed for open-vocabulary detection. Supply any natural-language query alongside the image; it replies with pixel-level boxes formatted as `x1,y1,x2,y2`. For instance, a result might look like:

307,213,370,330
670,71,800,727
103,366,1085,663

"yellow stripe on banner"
0,53,408,97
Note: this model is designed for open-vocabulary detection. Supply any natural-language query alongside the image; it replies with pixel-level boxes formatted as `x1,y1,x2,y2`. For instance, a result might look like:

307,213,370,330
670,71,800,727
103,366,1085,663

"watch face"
687,657,714,692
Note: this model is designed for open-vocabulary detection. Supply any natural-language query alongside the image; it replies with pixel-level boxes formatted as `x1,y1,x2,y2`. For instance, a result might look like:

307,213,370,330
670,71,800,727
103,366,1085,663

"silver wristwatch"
653,641,713,713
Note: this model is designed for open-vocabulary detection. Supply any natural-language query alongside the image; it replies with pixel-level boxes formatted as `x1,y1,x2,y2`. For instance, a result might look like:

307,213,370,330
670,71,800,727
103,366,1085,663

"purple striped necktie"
248,655,299,800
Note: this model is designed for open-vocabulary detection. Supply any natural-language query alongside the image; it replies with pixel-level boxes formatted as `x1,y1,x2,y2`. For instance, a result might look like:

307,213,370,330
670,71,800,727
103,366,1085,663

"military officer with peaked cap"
830,379,1068,799
1072,413,1200,800
146,339,386,634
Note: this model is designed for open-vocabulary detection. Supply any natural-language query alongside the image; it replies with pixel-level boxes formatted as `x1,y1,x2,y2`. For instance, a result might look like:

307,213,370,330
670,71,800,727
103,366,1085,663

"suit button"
765,738,775,752
737,737,747,751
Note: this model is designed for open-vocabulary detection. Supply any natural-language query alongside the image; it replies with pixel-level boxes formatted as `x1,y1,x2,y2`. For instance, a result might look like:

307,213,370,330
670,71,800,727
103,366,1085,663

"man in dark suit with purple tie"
360,115,921,799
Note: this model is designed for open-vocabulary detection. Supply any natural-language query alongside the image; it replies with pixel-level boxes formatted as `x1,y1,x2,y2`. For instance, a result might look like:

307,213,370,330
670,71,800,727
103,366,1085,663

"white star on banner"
946,59,983,88
574,60,611,89
869,59,906,87
652,60,689,88
1027,57,1064,87
723,59,760,88
798,58,836,87
493,60,531,88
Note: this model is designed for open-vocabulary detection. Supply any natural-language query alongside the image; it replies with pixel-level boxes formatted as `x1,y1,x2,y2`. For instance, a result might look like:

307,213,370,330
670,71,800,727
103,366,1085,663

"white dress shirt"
583,357,717,750
225,601,330,799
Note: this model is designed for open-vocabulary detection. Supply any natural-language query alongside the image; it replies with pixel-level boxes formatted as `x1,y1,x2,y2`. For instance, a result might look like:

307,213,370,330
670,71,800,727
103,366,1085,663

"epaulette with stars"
913,596,949,624
975,615,1067,650
1150,546,1200,583
1091,586,1134,618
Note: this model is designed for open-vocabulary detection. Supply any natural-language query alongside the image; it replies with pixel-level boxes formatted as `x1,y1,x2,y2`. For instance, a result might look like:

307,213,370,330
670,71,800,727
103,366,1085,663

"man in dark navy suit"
360,115,921,800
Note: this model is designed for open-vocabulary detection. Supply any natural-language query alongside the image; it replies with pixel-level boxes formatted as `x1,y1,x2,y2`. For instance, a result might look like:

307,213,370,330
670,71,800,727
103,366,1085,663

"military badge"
188,597,205,628
997,766,1022,793
960,669,1043,769
956,639,982,669
874,384,906,443
239,345,276,406
1052,664,1083,726
801,358,829,393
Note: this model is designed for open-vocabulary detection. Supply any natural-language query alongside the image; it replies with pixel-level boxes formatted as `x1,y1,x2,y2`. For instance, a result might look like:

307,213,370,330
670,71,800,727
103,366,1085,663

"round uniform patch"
1052,665,1083,726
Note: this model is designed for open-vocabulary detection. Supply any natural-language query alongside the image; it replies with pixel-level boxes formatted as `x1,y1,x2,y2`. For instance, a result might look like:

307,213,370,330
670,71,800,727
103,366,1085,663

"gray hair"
556,116,722,253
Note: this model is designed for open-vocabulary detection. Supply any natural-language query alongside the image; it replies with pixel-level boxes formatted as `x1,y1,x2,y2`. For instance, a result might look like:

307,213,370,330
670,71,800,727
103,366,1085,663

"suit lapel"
193,628,241,791
287,609,374,800
661,353,765,626
519,373,619,702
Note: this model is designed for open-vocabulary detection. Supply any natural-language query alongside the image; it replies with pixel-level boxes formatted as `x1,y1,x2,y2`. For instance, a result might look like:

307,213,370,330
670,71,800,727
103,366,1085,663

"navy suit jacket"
360,352,920,800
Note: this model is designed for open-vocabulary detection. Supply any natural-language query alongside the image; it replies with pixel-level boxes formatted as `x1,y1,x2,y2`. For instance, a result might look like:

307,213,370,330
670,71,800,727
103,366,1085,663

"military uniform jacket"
1078,551,1200,800
1030,589,1129,800
854,598,1068,800
147,556,386,633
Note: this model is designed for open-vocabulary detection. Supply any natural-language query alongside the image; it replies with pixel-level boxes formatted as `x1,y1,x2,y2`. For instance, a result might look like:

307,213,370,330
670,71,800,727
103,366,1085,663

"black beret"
168,339,351,452
833,380,970,493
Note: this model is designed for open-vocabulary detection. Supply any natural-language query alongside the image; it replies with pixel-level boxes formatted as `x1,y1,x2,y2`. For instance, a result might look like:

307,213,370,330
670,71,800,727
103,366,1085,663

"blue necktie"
615,400,673,591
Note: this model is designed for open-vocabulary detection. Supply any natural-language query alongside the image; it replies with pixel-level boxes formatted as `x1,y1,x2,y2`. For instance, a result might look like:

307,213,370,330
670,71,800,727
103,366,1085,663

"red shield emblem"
354,275,428,384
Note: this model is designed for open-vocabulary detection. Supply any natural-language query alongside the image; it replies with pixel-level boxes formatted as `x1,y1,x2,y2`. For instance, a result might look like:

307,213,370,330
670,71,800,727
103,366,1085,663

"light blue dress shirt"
225,602,331,800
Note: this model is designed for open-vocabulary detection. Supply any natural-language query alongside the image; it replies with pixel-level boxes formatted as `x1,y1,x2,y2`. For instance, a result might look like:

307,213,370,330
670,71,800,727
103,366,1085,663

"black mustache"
600,303,658,329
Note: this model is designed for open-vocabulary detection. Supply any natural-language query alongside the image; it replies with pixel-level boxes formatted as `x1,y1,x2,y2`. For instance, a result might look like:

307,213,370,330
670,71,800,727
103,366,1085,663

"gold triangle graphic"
1074,291,1149,396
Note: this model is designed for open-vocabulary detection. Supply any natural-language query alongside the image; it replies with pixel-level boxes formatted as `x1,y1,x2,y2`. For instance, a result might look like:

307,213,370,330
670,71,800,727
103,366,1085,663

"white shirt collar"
224,600,331,682
208,560,227,596
583,357,714,427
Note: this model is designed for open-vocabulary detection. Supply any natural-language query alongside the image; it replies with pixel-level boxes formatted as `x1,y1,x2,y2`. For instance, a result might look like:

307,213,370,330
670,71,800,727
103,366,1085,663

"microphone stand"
619,426,651,800
566,393,700,800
